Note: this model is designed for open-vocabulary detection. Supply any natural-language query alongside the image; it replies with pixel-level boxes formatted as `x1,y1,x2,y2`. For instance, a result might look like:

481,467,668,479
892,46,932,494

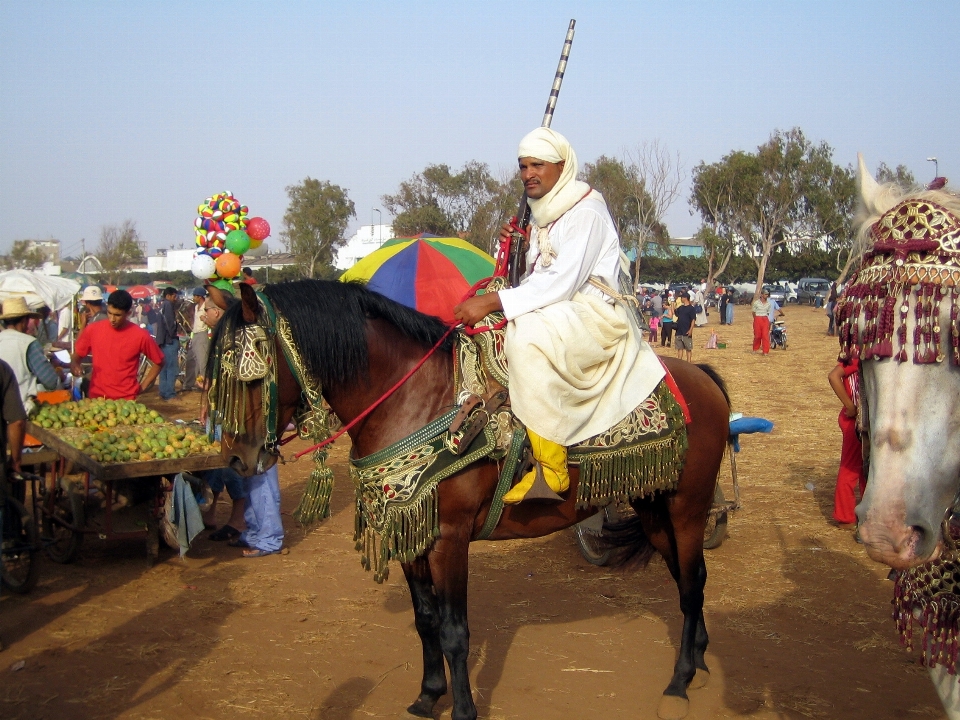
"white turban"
517,127,592,228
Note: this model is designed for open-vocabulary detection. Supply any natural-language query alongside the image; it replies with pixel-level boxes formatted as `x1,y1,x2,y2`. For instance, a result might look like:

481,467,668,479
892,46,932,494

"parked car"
797,278,832,306
762,284,787,305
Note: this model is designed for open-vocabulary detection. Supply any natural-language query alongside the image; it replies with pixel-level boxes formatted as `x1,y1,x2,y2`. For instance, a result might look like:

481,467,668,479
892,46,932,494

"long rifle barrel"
509,19,576,286
542,20,576,129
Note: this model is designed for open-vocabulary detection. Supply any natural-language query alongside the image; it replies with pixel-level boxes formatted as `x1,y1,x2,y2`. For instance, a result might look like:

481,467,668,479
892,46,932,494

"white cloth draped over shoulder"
498,191,665,446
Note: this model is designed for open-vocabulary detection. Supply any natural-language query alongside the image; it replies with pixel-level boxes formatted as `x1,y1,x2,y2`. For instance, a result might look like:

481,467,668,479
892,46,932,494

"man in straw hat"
71,289,164,400
0,297,62,412
453,127,664,504
78,285,107,330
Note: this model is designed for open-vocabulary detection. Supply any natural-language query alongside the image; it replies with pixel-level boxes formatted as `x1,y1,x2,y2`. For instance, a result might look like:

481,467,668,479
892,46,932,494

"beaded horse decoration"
208,294,336,524
837,194,960,675
837,197,960,366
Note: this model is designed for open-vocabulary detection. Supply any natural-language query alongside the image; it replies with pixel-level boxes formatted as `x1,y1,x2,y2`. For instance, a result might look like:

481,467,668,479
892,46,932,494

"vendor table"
25,421,226,563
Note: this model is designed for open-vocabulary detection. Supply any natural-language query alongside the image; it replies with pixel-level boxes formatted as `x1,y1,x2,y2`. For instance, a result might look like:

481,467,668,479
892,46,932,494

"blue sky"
2,1,957,257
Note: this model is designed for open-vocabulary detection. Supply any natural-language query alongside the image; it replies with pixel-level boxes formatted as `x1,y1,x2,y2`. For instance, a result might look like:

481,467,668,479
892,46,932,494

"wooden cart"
25,421,226,564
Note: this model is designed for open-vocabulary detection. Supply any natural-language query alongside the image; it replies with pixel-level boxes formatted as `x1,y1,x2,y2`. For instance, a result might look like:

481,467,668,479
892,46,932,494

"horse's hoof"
401,710,434,720
657,694,689,720
688,668,710,690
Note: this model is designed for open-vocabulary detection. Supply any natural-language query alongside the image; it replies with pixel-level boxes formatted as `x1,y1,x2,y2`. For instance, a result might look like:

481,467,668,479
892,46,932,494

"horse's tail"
696,363,732,409
596,514,657,570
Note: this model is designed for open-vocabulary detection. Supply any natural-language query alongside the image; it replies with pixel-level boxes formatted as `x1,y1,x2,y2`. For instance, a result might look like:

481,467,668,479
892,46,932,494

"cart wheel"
2,495,41,594
42,492,83,564
574,521,614,566
703,484,728,550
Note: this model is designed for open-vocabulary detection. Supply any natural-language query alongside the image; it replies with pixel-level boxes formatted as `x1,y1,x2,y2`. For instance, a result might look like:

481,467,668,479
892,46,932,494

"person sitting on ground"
0,298,62,413
70,289,164,400
673,292,697,362
77,286,107,331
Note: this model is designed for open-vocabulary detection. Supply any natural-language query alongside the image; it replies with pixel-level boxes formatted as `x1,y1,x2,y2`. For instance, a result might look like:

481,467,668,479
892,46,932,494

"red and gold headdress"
837,198,960,365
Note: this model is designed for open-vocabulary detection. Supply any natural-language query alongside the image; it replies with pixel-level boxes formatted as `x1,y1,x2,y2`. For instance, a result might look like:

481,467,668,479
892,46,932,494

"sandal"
227,537,250,549
243,548,281,558
209,525,241,542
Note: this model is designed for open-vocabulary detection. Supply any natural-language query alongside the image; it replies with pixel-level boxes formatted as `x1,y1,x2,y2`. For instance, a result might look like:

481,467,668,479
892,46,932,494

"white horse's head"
845,157,960,569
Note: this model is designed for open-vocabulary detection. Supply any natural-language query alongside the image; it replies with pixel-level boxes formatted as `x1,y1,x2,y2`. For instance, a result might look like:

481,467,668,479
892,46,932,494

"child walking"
648,314,660,344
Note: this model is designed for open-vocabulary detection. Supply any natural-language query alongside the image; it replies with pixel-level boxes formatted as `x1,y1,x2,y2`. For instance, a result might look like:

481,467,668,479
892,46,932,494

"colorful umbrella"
124,285,157,300
341,235,495,325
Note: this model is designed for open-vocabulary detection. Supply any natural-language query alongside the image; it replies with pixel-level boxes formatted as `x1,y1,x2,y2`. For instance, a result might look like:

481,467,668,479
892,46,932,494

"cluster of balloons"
191,191,270,290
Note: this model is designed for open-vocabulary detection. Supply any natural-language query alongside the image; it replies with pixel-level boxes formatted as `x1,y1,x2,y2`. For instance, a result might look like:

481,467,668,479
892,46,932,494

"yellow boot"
502,429,570,504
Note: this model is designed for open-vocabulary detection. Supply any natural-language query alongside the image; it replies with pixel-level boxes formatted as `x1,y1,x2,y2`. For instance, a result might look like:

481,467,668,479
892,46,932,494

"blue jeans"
204,467,245,501
240,464,283,552
159,341,179,399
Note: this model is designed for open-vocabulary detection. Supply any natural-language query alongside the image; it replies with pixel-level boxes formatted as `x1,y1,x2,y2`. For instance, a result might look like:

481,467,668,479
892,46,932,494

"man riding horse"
454,127,664,504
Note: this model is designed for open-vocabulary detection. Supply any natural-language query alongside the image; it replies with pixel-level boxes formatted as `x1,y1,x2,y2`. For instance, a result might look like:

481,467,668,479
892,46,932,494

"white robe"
498,192,665,446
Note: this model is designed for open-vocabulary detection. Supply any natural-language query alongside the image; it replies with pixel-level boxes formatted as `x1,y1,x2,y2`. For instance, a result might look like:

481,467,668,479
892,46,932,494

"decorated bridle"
207,292,334,524
837,197,960,365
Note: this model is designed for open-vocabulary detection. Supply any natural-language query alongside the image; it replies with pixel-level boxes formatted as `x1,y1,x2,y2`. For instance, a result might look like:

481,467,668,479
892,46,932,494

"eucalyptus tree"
691,128,854,296
383,161,514,253
281,178,356,279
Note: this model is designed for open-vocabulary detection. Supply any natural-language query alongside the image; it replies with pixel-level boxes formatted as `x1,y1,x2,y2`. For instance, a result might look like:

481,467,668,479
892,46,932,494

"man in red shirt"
70,289,164,400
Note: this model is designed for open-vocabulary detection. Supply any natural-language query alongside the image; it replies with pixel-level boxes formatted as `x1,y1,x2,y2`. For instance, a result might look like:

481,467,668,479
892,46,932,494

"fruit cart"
24,403,226,564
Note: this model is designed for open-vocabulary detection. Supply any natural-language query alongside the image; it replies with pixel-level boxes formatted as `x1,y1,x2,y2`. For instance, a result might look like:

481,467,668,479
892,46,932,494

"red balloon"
246,216,271,241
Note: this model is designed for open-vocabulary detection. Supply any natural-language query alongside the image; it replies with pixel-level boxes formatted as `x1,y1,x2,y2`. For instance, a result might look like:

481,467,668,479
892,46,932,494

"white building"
335,224,394,270
146,248,300,274
147,249,196,273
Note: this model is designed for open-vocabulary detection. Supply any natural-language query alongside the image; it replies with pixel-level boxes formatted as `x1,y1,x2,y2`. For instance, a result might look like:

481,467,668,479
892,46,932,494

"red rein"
288,268,510,459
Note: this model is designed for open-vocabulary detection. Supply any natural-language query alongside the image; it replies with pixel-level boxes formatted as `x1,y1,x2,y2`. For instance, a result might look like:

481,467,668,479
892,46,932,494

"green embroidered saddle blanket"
352,291,688,583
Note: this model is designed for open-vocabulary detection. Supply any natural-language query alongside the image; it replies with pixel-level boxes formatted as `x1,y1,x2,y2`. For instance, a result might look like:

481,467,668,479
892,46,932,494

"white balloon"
191,253,217,279
245,241,269,257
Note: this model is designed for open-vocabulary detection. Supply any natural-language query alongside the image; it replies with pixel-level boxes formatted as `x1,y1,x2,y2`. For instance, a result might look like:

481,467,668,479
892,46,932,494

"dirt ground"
0,303,949,720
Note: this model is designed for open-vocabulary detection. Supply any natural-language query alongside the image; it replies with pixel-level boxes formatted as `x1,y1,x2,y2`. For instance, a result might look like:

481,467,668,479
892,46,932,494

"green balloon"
225,229,251,255
212,279,234,292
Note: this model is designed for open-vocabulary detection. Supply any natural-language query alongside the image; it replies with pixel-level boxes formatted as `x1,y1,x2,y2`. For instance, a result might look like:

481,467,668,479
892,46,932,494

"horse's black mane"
210,279,454,389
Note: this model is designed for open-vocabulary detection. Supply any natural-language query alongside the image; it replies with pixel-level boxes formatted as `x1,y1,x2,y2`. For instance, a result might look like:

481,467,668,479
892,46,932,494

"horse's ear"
207,285,230,311
857,153,881,210
238,282,259,324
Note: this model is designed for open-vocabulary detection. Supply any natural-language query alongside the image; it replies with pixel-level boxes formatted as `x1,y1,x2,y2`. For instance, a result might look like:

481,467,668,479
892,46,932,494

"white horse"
841,156,960,718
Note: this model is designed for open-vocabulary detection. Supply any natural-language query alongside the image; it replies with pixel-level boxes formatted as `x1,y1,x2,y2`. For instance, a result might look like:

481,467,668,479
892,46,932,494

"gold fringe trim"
572,435,686,508
294,448,335,524
354,480,440,584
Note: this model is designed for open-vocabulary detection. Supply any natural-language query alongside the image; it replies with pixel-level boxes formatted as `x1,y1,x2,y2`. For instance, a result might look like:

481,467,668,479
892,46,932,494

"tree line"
5,126,920,291
277,125,918,292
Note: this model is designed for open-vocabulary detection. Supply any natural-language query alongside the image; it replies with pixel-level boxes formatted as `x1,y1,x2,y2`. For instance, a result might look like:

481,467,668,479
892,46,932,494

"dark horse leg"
403,525,476,720
635,494,711,720
402,557,448,717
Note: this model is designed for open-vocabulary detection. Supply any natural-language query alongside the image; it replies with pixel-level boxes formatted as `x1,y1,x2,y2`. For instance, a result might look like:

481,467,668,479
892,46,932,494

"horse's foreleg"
639,506,708,720
402,558,447,718
428,530,477,720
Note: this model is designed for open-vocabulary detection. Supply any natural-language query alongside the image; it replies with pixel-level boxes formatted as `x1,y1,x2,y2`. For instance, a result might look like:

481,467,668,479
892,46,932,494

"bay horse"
207,280,730,720
838,156,960,717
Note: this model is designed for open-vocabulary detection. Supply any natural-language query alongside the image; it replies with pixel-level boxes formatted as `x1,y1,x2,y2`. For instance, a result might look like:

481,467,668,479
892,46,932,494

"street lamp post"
928,156,939,178
372,208,382,246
